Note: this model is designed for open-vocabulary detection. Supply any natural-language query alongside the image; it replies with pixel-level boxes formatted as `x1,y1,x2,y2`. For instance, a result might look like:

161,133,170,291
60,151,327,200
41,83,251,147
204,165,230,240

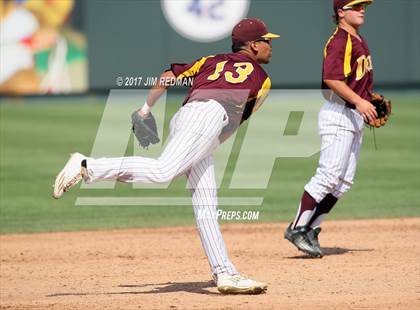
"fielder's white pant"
84,100,238,278
304,100,364,203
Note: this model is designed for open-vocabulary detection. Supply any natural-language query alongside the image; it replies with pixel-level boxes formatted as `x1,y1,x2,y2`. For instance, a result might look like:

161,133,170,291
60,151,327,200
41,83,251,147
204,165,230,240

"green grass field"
0,91,419,234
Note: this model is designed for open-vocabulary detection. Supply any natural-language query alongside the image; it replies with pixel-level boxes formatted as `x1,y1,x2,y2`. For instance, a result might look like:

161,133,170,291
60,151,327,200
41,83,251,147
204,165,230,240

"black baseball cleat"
284,223,321,258
306,227,324,257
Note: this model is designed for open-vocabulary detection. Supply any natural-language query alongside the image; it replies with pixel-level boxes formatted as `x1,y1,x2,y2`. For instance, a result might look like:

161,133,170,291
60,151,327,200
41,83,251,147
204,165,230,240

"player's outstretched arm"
324,79,377,123
138,70,176,117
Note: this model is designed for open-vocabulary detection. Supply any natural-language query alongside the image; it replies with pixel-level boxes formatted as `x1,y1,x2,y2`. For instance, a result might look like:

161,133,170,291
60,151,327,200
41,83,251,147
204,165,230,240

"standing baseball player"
284,0,382,257
53,18,279,294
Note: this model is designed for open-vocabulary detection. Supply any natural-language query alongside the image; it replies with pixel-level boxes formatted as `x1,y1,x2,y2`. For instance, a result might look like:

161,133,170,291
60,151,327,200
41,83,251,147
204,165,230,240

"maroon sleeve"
323,36,347,81
169,56,211,79
170,63,192,78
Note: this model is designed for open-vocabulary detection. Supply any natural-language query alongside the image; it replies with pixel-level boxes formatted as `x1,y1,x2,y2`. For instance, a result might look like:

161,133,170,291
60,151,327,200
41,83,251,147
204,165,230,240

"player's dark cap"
333,0,373,13
231,18,280,45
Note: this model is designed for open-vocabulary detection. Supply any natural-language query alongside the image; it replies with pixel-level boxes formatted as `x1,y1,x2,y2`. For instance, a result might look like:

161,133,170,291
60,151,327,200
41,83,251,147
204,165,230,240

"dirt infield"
1,218,419,310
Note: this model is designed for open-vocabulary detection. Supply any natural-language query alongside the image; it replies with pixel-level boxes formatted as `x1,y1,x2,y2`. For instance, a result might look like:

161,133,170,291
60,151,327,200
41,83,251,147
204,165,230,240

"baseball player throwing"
53,18,279,294
285,0,381,257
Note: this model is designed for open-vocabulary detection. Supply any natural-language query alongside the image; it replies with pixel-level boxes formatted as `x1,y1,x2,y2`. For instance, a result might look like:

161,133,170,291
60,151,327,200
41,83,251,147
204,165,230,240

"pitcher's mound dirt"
1,218,419,310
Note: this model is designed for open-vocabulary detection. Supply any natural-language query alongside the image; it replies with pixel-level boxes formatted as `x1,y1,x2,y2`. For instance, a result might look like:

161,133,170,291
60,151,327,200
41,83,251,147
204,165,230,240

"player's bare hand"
137,109,148,119
356,99,377,123
137,102,152,119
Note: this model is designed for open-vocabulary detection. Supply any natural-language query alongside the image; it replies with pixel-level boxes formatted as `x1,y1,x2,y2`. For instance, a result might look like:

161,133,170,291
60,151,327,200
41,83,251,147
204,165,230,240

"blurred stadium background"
0,0,419,233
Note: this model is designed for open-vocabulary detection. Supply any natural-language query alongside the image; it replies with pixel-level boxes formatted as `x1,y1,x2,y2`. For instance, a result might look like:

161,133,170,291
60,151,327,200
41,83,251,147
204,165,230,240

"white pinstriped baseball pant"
84,100,238,278
304,100,364,204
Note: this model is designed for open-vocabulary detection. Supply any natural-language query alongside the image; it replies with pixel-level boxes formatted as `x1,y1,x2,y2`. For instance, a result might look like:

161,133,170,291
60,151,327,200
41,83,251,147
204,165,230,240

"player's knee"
152,170,175,183
151,162,179,183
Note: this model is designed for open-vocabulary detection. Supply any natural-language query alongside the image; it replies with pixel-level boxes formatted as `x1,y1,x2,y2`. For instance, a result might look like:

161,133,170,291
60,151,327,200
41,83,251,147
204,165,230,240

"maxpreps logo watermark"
75,89,323,211
196,209,260,221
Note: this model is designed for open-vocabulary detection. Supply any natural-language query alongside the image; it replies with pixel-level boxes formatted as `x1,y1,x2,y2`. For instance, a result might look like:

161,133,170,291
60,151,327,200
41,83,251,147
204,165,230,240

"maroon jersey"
170,53,271,126
322,27,373,108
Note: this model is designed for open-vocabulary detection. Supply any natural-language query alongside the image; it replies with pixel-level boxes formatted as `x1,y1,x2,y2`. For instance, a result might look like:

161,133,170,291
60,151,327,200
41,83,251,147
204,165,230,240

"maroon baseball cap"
334,0,373,12
232,18,280,45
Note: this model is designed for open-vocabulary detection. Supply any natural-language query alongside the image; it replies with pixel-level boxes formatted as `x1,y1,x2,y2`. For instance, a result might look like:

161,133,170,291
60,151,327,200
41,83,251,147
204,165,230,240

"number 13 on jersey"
208,61,254,84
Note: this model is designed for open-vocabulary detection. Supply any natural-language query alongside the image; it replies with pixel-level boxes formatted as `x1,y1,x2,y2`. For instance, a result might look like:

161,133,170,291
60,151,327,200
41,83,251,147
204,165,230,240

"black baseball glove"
367,93,392,128
131,110,160,148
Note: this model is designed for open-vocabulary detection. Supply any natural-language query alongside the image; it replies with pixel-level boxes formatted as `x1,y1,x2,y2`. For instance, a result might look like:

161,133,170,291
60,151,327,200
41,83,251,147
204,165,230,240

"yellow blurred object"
0,0,16,19
0,69,39,95
24,0,74,28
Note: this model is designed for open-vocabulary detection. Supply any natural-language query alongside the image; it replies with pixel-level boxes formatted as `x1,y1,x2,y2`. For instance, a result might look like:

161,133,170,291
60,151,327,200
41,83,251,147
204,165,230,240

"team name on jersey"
355,55,373,81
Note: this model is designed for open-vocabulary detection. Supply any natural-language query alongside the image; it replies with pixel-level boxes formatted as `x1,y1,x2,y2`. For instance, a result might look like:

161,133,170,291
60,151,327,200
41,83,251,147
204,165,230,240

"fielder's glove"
131,110,160,148
367,93,392,128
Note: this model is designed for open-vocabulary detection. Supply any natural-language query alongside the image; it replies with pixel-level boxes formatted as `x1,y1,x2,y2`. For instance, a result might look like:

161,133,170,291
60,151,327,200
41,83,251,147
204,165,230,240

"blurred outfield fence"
1,0,419,95
86,0,420,90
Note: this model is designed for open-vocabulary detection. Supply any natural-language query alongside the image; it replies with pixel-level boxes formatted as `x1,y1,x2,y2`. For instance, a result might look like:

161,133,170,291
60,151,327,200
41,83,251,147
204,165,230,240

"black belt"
345,103,356,110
